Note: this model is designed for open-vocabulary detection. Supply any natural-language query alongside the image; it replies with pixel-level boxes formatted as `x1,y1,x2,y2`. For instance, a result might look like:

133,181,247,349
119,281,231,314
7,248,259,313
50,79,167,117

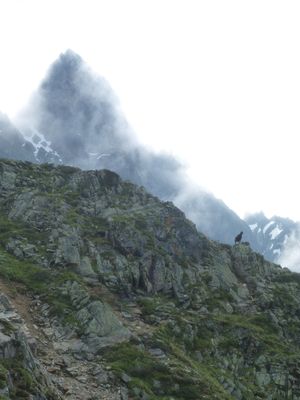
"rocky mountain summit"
1,159,300,399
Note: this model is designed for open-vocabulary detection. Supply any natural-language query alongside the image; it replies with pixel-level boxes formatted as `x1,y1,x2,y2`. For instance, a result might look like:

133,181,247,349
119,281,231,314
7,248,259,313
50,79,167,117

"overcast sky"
1,0,300,221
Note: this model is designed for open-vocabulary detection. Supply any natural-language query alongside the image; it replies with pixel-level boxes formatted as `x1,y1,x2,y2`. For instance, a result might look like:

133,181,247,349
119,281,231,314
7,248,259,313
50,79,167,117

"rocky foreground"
0,159,300,399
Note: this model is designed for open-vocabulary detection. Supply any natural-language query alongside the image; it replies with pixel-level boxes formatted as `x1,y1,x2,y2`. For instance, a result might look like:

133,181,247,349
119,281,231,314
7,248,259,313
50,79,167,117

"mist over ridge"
8,49,300,264
14,50,257,249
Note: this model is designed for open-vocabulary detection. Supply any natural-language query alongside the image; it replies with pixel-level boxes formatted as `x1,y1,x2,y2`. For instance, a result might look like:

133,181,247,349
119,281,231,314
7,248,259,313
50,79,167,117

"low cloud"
14,50,251,247
277,226,300,272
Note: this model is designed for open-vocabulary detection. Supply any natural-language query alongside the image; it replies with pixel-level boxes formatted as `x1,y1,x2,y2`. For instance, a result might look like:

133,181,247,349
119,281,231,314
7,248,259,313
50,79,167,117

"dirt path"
0,279,41,337
0,278,124,400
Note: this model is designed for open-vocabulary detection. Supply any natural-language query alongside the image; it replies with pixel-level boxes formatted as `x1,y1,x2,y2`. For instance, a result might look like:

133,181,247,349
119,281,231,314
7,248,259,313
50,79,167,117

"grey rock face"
0,293,58,399
81,301,124,336
56,234,81,265
0,331,16,359
61,281,130,354
77,256,97,278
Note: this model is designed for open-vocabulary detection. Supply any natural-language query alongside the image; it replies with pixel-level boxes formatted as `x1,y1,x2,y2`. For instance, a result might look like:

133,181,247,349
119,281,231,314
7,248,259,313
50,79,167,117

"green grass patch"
104,341,232,399
273,271,300,285
0,212,48,252
214,313,293,357
0,364,8,390
0,249,51,292
0,247,84,330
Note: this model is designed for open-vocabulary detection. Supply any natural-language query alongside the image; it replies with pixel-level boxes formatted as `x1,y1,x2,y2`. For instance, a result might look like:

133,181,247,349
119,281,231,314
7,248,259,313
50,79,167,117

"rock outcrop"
0,159,300,399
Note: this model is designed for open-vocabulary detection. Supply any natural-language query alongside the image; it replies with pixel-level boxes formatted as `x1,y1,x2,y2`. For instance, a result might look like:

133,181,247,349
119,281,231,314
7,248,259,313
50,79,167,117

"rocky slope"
1,159,300,399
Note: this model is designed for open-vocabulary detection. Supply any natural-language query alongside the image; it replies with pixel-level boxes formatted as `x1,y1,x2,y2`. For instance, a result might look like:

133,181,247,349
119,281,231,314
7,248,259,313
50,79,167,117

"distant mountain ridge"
0,112,36,162
245,212,300,267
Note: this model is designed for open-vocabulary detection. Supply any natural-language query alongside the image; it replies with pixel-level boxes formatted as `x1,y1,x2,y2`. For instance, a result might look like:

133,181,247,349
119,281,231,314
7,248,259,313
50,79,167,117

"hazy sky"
1,0,300,221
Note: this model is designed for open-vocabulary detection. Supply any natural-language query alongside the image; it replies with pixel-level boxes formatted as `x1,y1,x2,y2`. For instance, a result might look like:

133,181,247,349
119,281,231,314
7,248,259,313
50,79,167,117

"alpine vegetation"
0,160,300,398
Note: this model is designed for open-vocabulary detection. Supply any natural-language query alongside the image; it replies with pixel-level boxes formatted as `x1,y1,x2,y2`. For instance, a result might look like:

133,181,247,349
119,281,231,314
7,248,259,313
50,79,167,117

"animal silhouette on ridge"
235,231,243,244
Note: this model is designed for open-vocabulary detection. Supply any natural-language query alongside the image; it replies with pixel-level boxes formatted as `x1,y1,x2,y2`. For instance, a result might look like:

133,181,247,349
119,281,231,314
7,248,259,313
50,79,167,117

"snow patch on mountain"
263,221,275,234
23,129,62,163
249,223,258,231
246,212,300,271
269,226,283,240
88,152,111,160
283,234,289,244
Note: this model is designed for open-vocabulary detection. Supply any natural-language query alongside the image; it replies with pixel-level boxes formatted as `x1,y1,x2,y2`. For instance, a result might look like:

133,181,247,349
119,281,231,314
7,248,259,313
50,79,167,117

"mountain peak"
55,49,83,72
41,49,83,94
60,48,82,62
